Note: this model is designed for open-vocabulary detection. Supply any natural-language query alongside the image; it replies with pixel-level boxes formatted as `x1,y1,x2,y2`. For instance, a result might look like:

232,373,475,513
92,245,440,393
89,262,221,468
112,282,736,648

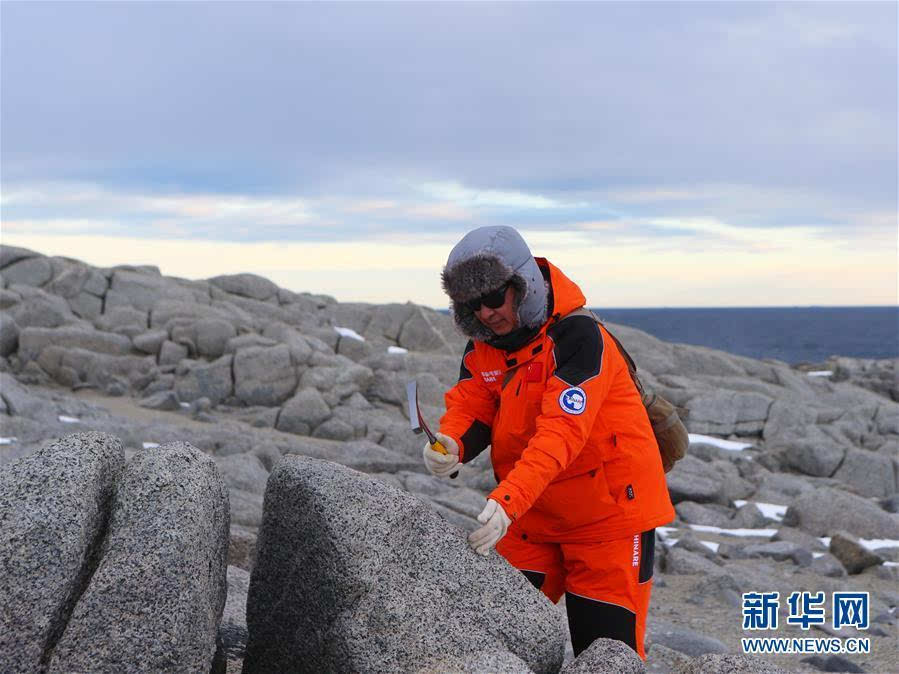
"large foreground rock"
244,457,567,673
49,442,230,673
0,433,125,671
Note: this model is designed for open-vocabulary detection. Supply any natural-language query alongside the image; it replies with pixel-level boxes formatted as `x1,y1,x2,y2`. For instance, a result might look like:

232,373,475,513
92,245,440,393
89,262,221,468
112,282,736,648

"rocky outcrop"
1,247,467,479
233,344,297,406
0,433,124,671
0,311,20,357
0,433,230,673
832,447,897,498
107,268,207,313
175,354,234,405
210,273,280,302
829,356,898,402
243,457,567,673
48,442,229,672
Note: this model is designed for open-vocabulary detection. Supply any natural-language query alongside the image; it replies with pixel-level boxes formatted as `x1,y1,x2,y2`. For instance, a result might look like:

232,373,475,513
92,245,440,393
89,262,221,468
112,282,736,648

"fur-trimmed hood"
441,226,548,343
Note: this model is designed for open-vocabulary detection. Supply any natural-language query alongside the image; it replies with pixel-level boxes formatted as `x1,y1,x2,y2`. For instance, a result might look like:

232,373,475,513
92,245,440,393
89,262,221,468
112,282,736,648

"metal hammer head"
406,379,436,444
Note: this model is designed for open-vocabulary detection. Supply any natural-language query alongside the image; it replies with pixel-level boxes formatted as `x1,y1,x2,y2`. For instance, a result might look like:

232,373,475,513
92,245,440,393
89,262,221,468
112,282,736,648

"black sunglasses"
464,283,510,312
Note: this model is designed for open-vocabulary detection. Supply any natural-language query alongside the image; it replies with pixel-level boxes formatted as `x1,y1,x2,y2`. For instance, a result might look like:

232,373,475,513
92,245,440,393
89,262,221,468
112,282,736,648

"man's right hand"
422,432,460,478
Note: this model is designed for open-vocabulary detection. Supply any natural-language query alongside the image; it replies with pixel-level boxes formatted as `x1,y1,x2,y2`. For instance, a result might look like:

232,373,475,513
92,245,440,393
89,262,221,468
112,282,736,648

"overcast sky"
1,1,896,307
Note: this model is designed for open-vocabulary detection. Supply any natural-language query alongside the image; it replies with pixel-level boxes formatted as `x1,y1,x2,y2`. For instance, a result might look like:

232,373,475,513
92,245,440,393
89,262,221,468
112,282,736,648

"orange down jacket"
440,258,675,543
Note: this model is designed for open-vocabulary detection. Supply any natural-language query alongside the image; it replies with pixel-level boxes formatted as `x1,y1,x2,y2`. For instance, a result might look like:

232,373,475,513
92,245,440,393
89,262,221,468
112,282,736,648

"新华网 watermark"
740,591,871,656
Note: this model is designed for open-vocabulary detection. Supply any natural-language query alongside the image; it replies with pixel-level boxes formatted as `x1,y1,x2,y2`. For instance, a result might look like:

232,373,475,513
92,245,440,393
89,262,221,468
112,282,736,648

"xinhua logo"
740,591,871,657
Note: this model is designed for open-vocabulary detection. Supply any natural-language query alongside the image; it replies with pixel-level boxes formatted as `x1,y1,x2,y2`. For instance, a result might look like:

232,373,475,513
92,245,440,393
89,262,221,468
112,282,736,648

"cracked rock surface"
0,432,124,672
48,441,229,673
243,456,567,673
0,435,229,673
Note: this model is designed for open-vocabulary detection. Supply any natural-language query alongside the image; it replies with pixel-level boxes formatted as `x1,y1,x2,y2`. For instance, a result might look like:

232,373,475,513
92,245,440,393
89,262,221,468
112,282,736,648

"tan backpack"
563,308,689,472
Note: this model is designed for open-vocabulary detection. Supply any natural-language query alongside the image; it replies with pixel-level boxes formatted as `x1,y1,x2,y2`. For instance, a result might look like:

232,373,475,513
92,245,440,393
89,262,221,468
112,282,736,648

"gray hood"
441,226,548,342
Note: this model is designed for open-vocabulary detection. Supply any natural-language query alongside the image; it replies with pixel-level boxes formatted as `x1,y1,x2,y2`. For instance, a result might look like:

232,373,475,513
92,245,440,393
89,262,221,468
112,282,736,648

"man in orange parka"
423,225,674,659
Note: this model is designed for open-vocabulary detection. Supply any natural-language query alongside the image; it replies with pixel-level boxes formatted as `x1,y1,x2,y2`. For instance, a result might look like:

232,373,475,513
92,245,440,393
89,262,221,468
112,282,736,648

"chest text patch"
559,386,587,415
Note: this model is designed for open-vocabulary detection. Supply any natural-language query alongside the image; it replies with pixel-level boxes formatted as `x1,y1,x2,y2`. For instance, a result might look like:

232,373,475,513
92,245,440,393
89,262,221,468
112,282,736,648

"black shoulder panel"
547,315,602,386
458,340,476,382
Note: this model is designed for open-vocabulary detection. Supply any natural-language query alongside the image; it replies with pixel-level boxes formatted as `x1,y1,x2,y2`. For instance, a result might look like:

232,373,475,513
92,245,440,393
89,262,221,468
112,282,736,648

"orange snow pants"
496,527,656,659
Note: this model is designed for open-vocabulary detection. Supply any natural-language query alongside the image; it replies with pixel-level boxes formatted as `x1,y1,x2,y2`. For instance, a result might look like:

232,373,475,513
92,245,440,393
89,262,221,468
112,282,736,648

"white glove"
422,432,460,478
468,498,511,556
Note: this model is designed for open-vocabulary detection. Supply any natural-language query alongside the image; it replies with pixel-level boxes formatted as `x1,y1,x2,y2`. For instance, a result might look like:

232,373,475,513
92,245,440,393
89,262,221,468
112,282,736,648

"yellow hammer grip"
431,438,458,479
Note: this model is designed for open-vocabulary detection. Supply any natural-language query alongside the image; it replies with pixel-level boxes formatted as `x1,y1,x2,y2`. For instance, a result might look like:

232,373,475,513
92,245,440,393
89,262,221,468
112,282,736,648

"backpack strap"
559,308,688,474
559,307,645,397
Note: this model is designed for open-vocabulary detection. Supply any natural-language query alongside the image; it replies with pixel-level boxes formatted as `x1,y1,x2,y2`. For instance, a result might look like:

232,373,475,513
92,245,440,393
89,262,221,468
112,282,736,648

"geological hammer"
406,380,458,479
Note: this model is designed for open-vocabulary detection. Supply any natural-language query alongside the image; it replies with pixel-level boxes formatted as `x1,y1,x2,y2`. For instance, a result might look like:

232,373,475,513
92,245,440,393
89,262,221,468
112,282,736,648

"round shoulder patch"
558,386,587,415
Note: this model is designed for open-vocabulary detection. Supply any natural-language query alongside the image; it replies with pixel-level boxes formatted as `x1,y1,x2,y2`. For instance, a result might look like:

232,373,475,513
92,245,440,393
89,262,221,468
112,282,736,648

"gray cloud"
1,1,896,235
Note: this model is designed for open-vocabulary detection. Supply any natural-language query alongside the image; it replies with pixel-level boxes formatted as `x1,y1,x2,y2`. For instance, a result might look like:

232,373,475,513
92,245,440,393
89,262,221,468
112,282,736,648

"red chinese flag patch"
525,362,543,382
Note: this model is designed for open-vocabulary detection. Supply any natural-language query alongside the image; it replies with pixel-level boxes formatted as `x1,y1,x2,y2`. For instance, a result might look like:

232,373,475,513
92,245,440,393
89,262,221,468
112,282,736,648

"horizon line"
431,304,899,311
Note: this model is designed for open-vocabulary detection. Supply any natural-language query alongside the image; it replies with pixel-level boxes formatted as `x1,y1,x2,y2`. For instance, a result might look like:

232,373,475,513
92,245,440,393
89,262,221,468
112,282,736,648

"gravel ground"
648,558,898,673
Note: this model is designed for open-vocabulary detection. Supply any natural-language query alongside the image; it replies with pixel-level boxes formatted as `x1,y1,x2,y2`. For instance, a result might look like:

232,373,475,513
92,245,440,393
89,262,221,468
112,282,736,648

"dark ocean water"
591,306,899,365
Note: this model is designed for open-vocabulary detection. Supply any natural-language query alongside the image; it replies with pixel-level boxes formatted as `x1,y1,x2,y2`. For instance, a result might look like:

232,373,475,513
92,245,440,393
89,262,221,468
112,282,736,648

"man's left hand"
468,498,511,556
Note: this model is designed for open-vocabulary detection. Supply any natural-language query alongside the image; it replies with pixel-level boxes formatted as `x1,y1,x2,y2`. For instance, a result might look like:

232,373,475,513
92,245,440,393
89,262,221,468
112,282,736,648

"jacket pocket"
515,385,543,436
494,371,521,440
499,368,542,438
602,431,646,505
